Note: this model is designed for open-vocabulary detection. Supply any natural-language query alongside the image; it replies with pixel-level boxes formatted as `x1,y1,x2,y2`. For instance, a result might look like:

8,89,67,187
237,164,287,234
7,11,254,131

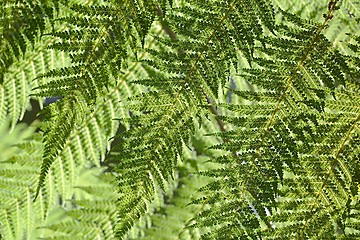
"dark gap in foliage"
20,97,62,126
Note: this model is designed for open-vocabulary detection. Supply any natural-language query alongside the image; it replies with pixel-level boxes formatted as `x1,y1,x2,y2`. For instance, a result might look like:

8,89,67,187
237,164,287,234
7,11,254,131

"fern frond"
112,91,198,237
35,86,124,199
0,119,121,239
127,156,211,240
192,2,360,238
0,1,71,128
0,0,64,82
1,40,70,128
107,1,278,237
33,33,151,197
41,172,118,240
33,0,171,102
35,95,86,199
2,0,358,239
0,122,52,240
263,34,360,238
33,20,154,204
272,0,360,54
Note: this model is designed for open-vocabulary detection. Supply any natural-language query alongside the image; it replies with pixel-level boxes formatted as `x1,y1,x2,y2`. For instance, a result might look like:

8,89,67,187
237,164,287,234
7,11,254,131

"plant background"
0,0,360,239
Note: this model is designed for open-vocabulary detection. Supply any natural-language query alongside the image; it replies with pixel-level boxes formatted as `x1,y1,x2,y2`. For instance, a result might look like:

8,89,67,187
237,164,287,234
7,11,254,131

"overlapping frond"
0,0,65,82
0,121,73,240
263,33,360,238
112,90,198,237
0,120,120,240
104,0,279,237
33,32,149,197
0,127,45,240
32,0,174,196
41,172,118,240
192,2,360,238
2,0,360,239
126,156,211,240
33,0,171,102
35,87,123,198
0,40,70,127
0,1,71,129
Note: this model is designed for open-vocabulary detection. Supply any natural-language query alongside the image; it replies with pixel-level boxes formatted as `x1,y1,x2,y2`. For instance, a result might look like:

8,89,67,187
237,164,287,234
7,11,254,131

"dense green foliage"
1,0,360,239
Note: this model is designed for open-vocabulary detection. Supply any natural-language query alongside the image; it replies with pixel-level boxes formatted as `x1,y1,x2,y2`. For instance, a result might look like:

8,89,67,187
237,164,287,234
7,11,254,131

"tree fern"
33,0,171,102
1,0,360,239
0,120,121,239
40,171,118,239
0,2,71,128
0,121,66,239
0,0,64,81
193,1,360,238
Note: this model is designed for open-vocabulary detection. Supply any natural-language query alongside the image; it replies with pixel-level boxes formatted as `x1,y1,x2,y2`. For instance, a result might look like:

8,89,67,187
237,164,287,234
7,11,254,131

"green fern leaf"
192,2,360,238
0,0,64,82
